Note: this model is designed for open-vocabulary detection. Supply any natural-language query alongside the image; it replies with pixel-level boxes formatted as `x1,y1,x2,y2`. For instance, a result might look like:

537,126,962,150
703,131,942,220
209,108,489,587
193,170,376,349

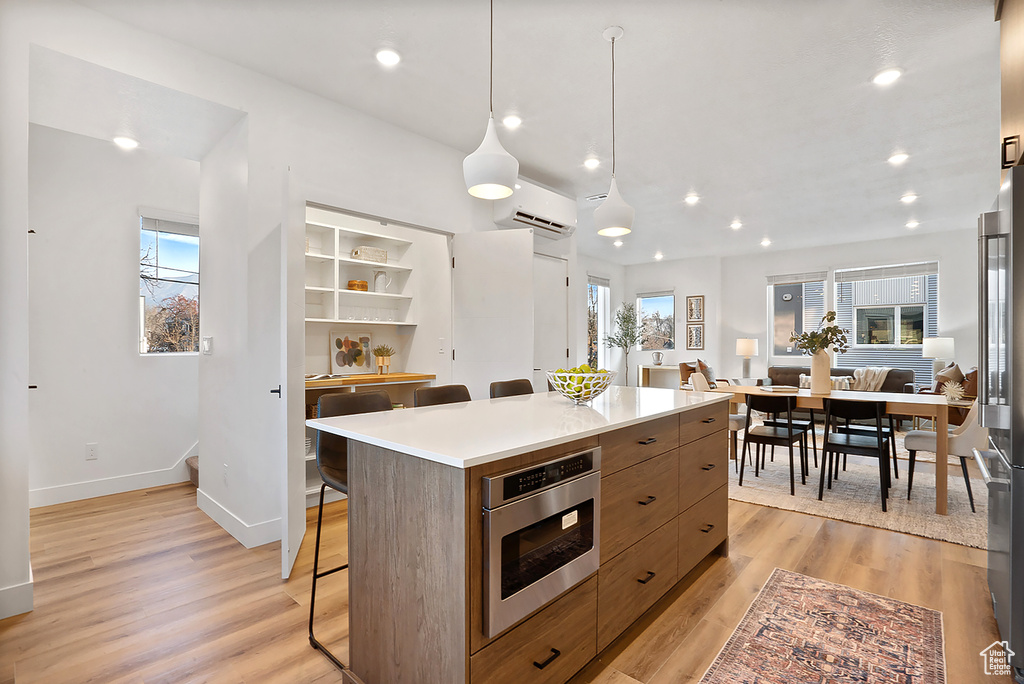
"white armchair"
904,401,987,512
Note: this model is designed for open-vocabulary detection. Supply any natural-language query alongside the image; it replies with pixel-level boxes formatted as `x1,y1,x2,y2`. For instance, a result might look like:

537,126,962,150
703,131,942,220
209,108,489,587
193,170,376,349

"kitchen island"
306,386,730,684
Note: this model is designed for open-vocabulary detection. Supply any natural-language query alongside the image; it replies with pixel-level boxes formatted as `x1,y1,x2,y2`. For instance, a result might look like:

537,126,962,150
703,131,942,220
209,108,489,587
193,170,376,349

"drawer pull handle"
638,495,657,506
638,437,658,445
533,648,561,670
700,524,715,533
701,464,716,471
637,570,656,585
702,417,716,424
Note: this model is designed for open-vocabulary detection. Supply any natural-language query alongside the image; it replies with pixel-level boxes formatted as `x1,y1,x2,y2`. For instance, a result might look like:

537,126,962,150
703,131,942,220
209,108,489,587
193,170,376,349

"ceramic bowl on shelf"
546,370,617,405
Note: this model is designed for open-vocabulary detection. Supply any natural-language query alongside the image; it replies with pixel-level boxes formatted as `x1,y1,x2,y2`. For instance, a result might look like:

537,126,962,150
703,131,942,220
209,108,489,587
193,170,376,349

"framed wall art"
329,330,373,374
686,295,705,322
686,324,705,351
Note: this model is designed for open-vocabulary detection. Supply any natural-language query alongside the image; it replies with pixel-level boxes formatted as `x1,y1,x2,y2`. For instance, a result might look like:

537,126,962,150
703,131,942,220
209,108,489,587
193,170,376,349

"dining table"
711,385,952,515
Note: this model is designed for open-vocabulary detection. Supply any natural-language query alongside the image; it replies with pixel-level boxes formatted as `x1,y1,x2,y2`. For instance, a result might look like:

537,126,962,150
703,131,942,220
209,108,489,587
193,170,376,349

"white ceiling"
71,0,1001,264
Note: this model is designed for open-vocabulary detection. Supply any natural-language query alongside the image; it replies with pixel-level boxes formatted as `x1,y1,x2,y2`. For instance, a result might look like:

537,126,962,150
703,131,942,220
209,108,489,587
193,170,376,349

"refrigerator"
978,165,1024,682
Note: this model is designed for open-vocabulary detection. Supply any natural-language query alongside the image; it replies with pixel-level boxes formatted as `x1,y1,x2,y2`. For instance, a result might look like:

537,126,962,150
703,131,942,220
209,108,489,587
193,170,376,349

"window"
636,292,675,351
766,272,827,357
587,276,610,369
140,216,200,354
854,305,924,345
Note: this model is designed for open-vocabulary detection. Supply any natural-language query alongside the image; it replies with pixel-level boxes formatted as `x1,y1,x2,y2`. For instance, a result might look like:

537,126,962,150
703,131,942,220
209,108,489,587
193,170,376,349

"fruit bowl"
546,369,617,405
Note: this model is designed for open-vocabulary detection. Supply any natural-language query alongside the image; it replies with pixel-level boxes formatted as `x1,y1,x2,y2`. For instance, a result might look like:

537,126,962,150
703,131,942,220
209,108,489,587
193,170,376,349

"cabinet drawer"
599,415,679,477
679,431,728,513
470,576,597,684
679,401,728,447
678,486,728,578
597,519,679,651
600,450,678,564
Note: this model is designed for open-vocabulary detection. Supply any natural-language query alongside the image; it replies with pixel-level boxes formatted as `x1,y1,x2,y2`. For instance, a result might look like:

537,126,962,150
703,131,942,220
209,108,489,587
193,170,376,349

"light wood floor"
0,482,1010,684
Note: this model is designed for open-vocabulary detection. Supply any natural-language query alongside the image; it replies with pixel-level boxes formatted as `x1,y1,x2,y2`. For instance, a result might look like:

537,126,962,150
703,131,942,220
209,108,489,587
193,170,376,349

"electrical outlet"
85,442,98,461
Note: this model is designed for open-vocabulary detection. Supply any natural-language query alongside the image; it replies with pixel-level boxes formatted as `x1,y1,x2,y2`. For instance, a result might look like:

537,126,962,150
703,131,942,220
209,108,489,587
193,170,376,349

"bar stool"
309,390,392,671
414,384,471,407
489,378,534,398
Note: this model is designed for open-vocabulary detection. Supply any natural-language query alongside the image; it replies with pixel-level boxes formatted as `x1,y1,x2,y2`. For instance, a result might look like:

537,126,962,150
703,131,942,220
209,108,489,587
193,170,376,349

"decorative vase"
652,351,664,366
810,349,830,395
377,356,391,374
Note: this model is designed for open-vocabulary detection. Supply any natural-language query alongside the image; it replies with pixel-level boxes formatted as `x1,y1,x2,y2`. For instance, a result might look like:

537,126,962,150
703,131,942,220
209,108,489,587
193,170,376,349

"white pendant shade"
594,177,633,236
464,115,519,200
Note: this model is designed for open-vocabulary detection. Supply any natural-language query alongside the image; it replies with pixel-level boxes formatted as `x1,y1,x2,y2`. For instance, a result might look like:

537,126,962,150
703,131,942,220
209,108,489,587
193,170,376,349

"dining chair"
489,378,534,398
739,393,810,495
818,398,890,512
905,400,987,512
310,389,393,671
414,383,472,407
833,413,899,481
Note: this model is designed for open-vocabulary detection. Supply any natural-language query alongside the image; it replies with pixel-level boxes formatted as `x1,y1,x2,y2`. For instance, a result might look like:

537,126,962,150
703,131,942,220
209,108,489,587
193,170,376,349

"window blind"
834,261,938,282
141,216,200,237
587,275,611,288
766,271,827,285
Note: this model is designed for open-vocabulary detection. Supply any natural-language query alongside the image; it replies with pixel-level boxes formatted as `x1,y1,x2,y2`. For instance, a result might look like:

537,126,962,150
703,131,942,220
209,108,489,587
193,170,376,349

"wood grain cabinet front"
599,449,679,563
598,415,679,477
677,486,728,578
678,430,728,514
470,577,597,684
679,401,727,447
597,519,679,651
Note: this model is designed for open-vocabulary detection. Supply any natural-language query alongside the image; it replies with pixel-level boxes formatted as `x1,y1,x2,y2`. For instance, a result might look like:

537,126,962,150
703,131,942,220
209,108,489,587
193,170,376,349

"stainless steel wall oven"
482,447,601,638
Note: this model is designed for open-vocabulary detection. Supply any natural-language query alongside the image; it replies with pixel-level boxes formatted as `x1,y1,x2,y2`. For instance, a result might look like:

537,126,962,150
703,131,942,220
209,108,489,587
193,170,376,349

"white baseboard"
0,566,33,620
197,488,281,549
29,442,199,508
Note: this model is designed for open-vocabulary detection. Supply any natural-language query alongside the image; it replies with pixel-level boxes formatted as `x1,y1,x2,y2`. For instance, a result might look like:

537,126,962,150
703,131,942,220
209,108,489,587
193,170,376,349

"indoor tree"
604,302,642,385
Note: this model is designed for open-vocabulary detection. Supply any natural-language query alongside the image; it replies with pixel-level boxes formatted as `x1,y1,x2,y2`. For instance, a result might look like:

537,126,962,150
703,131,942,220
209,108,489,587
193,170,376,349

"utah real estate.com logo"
981,640,1015,676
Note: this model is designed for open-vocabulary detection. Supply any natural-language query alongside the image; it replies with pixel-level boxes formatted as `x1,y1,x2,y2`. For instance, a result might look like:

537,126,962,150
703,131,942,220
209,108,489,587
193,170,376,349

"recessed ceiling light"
906,220,920,228
730,220,743,230
113,136,138,149
584,157,600,170
502,115,521,129
376,48,401,67
514,183,521,190
901,193,918,204
684,193,700,205
613,240,623,247
873,68,902,85
654,252,663,260
760,238,771,247
888,152,909,165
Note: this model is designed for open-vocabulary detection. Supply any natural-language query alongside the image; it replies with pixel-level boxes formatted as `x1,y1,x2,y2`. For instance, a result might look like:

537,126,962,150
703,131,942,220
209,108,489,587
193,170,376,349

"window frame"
852,303,927,348
635,292,676,352
139,213,201,355
586,276,611,370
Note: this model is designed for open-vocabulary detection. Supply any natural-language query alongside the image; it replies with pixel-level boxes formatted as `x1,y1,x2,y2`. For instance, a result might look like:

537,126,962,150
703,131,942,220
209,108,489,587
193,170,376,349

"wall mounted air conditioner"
493,179,577,239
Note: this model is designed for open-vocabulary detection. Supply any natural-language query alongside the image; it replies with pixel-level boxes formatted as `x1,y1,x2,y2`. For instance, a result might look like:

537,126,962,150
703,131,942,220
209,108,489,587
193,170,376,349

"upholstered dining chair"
414,383,472,407
310,389,393,671
489,378,534,398
905,400,988,512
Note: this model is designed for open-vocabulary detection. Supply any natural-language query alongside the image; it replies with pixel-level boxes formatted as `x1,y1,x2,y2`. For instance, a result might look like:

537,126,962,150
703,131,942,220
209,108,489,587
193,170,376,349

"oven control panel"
483,447,601,509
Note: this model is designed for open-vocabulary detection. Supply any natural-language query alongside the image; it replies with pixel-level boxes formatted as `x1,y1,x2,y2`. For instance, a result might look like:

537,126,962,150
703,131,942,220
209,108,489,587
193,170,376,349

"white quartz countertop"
305,386,729,469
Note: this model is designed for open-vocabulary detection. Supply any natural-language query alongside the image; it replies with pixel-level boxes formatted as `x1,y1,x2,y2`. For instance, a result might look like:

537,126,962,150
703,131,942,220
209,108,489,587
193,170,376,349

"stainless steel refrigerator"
978,165,1024,682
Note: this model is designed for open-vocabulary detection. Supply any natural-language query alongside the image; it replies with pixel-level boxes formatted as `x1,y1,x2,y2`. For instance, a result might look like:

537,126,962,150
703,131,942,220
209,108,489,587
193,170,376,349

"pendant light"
594,26,634,237
463,0,519,200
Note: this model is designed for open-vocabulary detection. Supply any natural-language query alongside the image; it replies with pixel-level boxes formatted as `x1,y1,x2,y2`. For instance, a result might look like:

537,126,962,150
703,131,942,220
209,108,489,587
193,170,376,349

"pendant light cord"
489,0,494,115
611,36,617,177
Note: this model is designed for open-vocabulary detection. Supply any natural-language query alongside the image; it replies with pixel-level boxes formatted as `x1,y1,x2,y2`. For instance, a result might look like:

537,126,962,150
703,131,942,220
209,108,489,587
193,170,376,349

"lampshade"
595,177,634,236
735,338,759,358
921,337,955,359
464,115,518,200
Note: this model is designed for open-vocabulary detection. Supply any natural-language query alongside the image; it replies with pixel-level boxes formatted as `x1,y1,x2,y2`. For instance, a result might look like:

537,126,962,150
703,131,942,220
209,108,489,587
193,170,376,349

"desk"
638,364,680,389
712,386,951,515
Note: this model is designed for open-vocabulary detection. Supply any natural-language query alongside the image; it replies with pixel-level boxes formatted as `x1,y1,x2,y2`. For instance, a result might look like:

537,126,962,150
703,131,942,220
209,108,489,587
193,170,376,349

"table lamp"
736,338,759,379
921,337,955,377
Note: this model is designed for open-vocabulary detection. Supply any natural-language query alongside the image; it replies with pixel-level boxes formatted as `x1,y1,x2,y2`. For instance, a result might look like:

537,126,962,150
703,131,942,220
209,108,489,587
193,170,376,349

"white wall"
718,228,979,380
27,125,200,506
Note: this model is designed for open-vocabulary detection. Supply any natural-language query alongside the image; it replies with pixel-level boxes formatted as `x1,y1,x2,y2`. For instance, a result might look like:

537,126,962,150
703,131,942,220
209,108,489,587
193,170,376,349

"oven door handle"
973,448,1010,492
533,648,561,670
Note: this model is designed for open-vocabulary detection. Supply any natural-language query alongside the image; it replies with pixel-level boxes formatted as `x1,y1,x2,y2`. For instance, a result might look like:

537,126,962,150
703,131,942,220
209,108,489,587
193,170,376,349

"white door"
451,229,534,400
533,254,569,391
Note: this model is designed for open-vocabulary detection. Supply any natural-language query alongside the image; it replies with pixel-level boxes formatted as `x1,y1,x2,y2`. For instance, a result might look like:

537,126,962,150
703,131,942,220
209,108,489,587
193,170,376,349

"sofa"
767,366,916,394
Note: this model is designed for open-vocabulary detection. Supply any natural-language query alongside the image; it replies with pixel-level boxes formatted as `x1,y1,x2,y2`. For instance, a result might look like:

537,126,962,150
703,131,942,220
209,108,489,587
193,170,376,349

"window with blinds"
140,216,200,354
766,272,827,358
587,276,611,369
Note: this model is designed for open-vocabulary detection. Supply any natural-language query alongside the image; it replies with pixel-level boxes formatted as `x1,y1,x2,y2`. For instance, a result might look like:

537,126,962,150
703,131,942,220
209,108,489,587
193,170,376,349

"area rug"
728,445,987,548
699,568,946,684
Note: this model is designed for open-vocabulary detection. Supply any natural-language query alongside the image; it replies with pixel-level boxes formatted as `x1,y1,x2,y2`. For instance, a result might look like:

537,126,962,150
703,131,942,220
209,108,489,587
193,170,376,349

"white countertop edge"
305,391,730,469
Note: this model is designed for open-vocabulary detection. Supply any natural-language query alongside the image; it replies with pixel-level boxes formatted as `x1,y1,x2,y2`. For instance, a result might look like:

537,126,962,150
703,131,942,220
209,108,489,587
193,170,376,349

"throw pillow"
798,373,811,389
696,358,717,389
934,363,965,392
831,376,852,390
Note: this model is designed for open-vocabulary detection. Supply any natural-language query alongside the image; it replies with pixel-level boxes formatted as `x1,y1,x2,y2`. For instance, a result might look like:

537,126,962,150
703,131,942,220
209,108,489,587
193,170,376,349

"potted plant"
604,303,642,385
372,343,396,375
790,311,850,394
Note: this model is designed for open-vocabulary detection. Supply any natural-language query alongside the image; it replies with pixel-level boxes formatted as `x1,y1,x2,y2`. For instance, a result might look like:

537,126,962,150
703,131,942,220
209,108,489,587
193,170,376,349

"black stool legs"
309,483,348,671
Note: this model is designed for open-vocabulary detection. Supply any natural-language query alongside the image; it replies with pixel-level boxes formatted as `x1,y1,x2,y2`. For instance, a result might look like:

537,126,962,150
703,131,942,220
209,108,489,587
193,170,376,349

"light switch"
202,336,213,355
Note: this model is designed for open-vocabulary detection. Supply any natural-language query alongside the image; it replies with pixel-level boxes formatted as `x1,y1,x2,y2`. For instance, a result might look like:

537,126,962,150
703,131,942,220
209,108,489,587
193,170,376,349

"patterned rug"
700,568,946,684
